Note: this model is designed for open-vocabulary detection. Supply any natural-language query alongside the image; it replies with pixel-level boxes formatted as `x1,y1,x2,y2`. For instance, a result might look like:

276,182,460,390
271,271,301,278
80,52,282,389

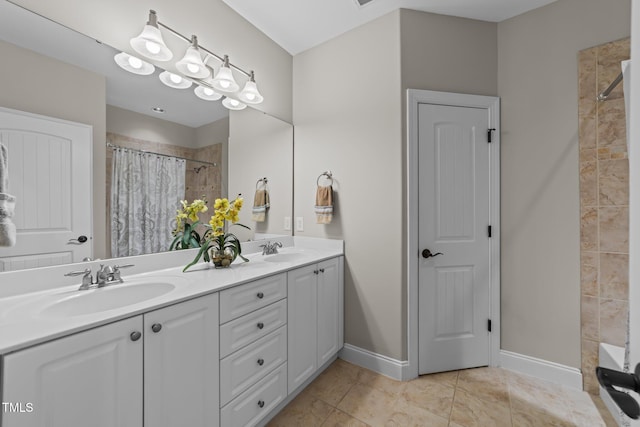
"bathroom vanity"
0,237,344,427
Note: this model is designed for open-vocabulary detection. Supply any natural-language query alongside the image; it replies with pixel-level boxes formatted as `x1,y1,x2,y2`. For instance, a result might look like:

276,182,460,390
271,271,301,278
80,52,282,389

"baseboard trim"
499,350,583,390
339,344,410,381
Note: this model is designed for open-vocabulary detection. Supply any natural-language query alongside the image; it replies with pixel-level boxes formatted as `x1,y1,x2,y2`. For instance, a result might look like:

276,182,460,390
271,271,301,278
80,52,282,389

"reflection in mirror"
0,1,293,272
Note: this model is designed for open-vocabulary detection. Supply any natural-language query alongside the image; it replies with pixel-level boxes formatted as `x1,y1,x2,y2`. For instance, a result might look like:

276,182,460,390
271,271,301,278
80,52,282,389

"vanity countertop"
0,237,343,355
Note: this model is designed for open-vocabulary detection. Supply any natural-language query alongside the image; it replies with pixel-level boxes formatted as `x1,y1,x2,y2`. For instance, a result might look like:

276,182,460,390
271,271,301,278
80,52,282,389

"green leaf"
183,244,210,272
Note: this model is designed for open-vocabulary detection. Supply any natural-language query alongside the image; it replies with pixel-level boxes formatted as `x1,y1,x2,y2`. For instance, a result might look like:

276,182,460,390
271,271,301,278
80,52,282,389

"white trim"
499,350,583,390
339,344,410,381
407,89,501,379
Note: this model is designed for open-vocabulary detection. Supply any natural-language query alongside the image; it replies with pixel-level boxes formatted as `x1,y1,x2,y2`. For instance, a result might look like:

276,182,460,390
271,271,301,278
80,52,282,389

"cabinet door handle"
257,322,264,329
151,323,162,333
319,268,325,273
313,270,319,275
258,400,265,408
130,331,142,341
256,292,264,299
257,358,265,366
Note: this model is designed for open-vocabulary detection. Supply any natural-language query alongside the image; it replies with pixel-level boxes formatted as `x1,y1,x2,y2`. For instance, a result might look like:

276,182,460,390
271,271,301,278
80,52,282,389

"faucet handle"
65,268,94,290
112,264,135,283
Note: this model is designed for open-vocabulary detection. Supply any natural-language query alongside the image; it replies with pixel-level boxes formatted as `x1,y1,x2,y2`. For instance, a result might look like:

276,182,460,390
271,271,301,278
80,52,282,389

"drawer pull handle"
314,270,319,275
257,322,264,329
130,331,142,341
257,292,264,299
258,400,265,408
151,323,162,333
257,358,265,366
319,268,325,273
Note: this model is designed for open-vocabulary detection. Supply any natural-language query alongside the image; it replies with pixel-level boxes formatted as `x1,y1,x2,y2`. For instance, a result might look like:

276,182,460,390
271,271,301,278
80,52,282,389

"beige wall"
294,12,404,359
106,105,197,147
228,108,293,241
293,9,498,361
498,0,630,368
12,0,293,123
196,118,230,195
0,39,108,259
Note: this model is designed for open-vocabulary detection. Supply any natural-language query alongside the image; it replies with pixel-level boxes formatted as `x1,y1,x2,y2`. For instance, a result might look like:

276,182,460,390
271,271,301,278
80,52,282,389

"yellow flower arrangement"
182,195,250,271
170,198,209,250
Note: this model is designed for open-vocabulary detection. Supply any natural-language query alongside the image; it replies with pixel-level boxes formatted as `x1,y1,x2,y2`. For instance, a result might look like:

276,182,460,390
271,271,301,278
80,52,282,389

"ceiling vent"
354,0,375,6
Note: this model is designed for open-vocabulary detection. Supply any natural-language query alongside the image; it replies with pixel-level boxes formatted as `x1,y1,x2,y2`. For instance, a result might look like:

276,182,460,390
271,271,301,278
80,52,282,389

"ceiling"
222,0,560,55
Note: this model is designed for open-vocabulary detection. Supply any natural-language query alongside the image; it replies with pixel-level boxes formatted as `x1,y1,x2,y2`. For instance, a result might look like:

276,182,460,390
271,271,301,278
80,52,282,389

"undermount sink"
40,282,176,317
263,252,305,263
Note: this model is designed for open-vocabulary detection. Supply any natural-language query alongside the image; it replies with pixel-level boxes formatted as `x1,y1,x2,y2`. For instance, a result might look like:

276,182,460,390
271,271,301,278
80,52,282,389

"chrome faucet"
65,264,135,290
260,241,283,255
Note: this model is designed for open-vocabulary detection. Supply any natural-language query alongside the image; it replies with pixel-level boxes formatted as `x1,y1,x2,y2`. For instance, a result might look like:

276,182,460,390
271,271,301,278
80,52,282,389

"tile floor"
268,359,618,427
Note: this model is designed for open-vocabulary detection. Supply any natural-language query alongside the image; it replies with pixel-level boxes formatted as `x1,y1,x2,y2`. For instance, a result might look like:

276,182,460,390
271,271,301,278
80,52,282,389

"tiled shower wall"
105,132,222,258
579,38,629,393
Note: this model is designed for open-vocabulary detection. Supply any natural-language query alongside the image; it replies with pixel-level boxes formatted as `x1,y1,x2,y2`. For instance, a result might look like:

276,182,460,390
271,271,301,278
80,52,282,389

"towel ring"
317,171,333,186
256,177,268,189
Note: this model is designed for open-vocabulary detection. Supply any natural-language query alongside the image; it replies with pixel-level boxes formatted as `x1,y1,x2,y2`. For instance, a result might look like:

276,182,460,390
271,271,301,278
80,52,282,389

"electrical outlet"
284,216,291,231
296,217,304,232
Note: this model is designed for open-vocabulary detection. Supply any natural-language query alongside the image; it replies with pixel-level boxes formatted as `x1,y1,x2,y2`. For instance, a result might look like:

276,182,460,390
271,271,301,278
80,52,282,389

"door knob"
68,235,88,245
151,323,162,333
422,249,443,259
130,331,142,341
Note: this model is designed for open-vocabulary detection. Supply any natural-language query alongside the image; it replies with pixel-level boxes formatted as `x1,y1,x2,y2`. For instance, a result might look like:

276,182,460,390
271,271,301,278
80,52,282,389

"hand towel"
252,189,270,222
315,185,333,224
0,143,16,247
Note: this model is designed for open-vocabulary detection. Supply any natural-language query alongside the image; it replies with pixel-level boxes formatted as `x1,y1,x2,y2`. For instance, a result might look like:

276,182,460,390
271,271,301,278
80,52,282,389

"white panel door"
144,293,219,427
0,107,92,271
2,316,143,427
418,103,491,374
317,257,343,367
287,264,318,393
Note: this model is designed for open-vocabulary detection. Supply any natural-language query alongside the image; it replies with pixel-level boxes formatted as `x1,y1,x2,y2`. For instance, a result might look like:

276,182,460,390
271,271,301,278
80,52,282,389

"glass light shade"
212,66,239,93
194,85,222,101
222,97,247,110
159,71,192,89
175,46,210,79
114,52,155,75
130,24,173,61
238,80,264,104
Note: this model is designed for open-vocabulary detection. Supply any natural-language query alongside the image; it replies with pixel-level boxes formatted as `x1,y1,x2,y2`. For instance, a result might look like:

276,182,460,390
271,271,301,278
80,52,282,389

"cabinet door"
144,293,219,427
287,264,318,393
317,257,344,366
2,316,143,427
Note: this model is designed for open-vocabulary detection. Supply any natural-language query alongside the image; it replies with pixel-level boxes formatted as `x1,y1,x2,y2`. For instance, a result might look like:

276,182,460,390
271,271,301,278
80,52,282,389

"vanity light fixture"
130,10,173,61
175,35,209,79
159,71,192,89
238,71,264,104
115,10,264,105
114,52,155,75
212,55,240,93
222,97,247,111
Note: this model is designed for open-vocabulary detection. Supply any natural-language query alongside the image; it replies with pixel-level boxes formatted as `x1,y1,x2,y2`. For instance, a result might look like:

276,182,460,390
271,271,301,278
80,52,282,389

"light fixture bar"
155,18,251,77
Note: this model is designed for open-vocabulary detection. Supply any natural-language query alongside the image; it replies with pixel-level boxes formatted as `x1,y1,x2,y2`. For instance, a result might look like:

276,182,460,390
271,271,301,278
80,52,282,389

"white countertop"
0,237,343,355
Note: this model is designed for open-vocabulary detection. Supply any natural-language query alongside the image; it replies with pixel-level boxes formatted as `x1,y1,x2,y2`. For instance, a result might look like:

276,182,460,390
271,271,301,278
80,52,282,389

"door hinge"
488,319,492,332
488,225,492,238
487,128,496,143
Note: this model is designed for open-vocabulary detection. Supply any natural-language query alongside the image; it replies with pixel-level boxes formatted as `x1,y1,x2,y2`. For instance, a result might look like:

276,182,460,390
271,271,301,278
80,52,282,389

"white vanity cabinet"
219,273,288,427
287,257,344,393
1,293,219,427
144,293,219,427
2,316,144,427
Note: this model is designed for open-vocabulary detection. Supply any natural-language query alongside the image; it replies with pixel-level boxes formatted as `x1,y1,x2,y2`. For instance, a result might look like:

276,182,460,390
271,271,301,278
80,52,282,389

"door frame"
407,89,500,379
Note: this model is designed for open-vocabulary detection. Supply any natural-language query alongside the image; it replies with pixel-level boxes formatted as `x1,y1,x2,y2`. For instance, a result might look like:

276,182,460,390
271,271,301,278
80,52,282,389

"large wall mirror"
0,0,293,272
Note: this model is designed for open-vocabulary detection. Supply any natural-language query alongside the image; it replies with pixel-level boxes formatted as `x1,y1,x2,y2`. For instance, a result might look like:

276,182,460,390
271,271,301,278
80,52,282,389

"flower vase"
210,247,236,268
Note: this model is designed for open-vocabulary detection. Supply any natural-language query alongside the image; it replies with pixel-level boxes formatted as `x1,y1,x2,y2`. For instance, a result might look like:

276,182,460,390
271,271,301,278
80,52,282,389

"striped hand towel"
252,189,270,222
315,185,333,224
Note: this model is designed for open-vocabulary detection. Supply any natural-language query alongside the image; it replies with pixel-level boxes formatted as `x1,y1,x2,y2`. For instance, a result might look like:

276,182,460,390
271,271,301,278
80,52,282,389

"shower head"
193,165,207,173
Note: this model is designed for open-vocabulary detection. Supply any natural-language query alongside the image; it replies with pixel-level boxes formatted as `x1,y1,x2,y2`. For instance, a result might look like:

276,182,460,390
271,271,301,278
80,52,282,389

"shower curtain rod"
597,71,623,101
107,142,218,167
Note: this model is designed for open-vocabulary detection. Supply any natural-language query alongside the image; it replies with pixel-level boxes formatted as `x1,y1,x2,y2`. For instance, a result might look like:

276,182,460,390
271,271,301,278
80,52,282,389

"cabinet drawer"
220,325,287,406
221,363,287,427
220,300,287,358
220,273,286,323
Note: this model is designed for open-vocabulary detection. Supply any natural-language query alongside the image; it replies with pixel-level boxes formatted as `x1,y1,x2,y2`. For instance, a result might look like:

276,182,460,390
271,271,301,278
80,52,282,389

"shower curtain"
111,148,186,257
